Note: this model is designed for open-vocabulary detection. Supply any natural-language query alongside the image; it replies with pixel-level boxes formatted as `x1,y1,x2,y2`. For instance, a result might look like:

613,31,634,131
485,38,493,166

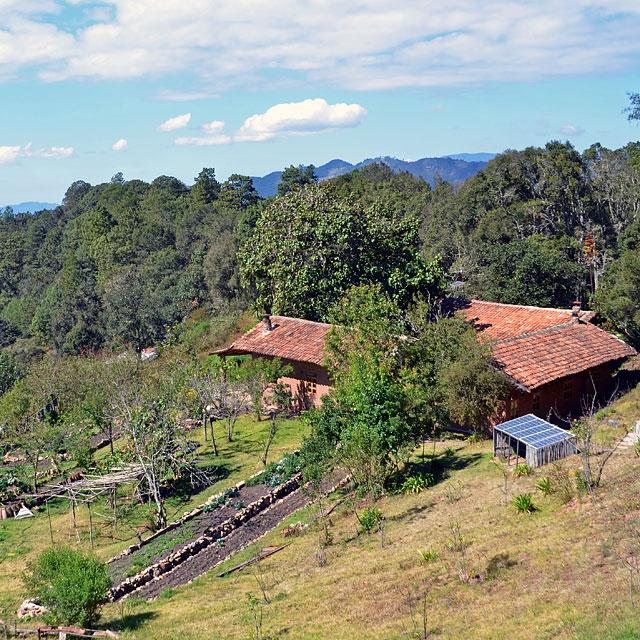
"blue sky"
1,0,640,204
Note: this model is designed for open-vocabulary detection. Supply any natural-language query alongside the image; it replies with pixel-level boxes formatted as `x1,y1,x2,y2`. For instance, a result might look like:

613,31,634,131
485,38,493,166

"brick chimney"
571,301,581,318
263,314,273,331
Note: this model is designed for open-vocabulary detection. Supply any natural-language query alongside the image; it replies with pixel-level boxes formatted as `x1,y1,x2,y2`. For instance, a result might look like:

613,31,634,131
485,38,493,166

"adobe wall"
278,359,332,410
502,362,620,426
245,354,332,409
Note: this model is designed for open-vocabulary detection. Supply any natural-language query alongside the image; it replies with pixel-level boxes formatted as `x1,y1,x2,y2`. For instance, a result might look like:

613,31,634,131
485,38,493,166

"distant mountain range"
3,202,59,214
251,154,497,197
5,153,497,210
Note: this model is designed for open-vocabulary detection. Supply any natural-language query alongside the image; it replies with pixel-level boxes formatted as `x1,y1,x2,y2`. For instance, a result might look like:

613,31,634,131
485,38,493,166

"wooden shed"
493,414,577,468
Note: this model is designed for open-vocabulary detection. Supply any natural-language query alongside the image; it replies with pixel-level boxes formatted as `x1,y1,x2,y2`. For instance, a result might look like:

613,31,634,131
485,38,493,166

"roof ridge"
268,315,333,328
470,298,583,315
493,320,578,344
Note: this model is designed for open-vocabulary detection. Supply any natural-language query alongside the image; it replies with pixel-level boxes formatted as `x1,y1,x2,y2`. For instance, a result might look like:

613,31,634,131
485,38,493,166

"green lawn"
0,413,307,621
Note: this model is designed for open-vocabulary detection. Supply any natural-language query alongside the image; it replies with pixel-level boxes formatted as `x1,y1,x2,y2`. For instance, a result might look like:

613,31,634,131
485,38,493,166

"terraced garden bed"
108,481,272,583
108,467,348,601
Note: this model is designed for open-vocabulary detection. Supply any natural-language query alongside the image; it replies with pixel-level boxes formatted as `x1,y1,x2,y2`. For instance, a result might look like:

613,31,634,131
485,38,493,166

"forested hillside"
1,140,639,371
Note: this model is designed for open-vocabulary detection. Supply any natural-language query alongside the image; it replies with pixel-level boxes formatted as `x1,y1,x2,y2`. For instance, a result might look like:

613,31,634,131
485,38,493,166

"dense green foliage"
0,169,261,358
422,141,640,314
0,352,22,396
302,284,508,493
2,141,640,361
23,547,112,627
239,182,446,321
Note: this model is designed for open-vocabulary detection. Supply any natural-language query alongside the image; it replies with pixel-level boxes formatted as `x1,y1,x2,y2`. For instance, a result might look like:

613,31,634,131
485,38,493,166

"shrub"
466,433,481,444
247,452,302,488
513,464,533,477
400,472,434,494
443,447,456,458
512,493,534,513
358,506,383,533
550,462,574,504
535,476,553,497
23,547,112,627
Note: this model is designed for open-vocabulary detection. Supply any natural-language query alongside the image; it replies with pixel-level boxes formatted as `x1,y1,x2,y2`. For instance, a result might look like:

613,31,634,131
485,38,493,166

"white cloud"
174,134,232,146
155,89,220,101
112,138,128,151
202,120,226,134
235,98,367,142
1,2,640,90
174,119,231,146
31,146,73,159
157,113,191,132
0,145,23,164
0,142,73,163
559,124,584,136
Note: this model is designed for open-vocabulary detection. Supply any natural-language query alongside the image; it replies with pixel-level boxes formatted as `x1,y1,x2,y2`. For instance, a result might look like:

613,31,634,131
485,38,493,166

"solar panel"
495,414,575,449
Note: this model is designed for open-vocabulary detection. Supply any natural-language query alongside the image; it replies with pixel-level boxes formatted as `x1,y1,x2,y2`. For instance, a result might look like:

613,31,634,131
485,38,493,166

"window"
305,376,317,396
510,398,519,419
532,392,541,412
563,379,573,400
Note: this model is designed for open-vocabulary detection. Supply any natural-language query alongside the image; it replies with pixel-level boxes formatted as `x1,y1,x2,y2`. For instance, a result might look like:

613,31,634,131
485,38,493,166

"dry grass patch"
94,435,640,639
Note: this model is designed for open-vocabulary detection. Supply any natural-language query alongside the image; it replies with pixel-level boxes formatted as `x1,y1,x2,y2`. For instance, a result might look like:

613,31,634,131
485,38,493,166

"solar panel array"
495,414,575,449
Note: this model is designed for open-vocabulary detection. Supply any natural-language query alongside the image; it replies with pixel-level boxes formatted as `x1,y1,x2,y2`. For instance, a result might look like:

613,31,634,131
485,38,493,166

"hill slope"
93,391,640,639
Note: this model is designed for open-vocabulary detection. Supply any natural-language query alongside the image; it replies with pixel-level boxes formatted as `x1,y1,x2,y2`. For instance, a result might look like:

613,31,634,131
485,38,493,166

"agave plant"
418,548,436,564
535,476,552,497
512,493,534,513
401,472,435,494
514,464,533,477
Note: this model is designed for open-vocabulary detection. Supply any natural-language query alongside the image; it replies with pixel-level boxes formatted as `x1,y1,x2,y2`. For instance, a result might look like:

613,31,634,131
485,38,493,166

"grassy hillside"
84,387,639,640
3,389,640,639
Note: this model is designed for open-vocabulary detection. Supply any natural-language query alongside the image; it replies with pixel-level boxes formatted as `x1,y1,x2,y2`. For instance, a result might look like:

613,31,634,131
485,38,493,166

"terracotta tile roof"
212,315,332,366
445,298,635,390
446,298,595,341
214,301,636,392
492,321,636,390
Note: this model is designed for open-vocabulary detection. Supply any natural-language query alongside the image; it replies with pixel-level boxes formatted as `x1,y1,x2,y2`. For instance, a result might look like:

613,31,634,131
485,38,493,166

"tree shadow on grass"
163,464,230,502
388,501,434,523
103,610,157,632
388,450,485,489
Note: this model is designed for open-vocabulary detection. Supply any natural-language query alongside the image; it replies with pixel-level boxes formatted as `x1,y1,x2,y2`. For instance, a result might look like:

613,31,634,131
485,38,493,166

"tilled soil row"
133,486,309,599
127,470,349,601
108,475,302,601
108,482,270,583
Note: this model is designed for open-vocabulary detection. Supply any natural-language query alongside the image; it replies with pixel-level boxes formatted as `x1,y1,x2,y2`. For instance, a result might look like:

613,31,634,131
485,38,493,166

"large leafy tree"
239,183,445,321
593,246,640,349
302,285,507,495
473,235,586,308
624,92,640,123
0,352,23,397
306,285,412,494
